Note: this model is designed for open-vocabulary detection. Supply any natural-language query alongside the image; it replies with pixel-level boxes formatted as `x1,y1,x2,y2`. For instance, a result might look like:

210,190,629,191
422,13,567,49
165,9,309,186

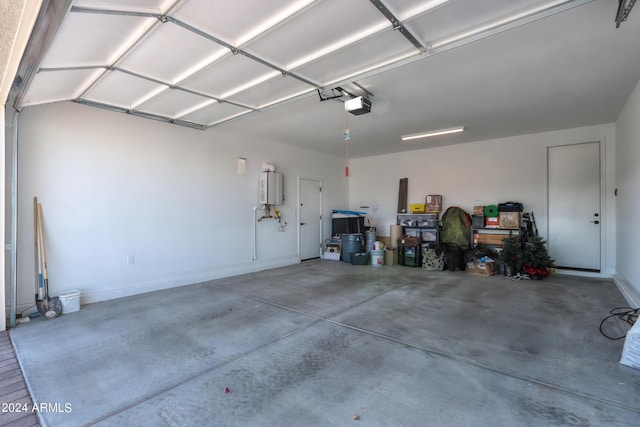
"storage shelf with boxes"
471,202,523,247
398,195,443,266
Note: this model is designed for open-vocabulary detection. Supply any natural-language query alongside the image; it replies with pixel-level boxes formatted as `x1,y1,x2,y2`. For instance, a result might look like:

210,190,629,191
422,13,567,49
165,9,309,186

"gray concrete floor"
9,260,640,426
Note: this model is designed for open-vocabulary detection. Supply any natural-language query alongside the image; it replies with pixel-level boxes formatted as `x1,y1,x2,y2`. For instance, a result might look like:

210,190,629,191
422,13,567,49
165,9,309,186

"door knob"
590,220,600,224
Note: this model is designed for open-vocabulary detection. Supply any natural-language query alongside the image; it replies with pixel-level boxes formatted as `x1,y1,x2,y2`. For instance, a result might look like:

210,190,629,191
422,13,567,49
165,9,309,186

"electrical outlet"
127,254,135,264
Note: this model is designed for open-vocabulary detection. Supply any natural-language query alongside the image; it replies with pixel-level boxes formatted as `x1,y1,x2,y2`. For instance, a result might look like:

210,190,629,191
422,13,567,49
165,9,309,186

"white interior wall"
9,100,636,318
14,102,347,312
348,124,617,276
614,79,640,307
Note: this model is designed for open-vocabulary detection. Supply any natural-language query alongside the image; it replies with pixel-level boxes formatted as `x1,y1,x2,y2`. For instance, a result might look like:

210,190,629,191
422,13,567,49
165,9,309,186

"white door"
548,142,601,271
299,178,322,260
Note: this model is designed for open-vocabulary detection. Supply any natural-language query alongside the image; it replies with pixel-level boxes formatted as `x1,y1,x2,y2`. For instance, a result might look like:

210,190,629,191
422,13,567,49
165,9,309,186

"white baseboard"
613,271,640,308
555,269,612,279
80,255,300,305
13,256,299,315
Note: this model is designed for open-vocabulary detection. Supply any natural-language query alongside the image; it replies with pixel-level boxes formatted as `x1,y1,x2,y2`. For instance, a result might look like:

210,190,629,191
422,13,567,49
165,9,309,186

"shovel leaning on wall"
36,200,61,319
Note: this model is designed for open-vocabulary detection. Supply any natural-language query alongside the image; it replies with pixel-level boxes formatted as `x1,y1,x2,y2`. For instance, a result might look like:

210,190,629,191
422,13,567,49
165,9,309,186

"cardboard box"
474,206,485,215
384,248,397,266
465,260,499,276
499,212,520,229
473,233,509,246
425,195,442,212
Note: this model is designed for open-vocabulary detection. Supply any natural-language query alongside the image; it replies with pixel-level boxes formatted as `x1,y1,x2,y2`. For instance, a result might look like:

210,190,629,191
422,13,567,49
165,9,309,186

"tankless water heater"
259,171,283,205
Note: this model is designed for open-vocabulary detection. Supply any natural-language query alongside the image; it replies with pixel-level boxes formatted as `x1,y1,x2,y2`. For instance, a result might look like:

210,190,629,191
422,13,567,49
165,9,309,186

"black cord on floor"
599,307,639,340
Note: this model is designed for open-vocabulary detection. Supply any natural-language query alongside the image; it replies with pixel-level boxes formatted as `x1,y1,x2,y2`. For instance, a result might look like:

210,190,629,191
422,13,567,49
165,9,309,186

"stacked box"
472,215,485,228
420,229,439,242
404,228,421,238
398,235,421,246
405,228,439,242
398,245,421,267
498,202,523,212
397,235,422,267
421,213,439,227
474,233,508,246
485,217,500,228
410,203,426,213
498,202,522,229
425,195,442,212
398,213,439,227
384,248,396,266
473,206,485,215
499,212,521,229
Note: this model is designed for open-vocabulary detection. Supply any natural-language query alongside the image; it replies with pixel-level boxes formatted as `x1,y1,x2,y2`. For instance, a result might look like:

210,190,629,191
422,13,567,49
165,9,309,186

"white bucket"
58,289,81,314
370,249,384,267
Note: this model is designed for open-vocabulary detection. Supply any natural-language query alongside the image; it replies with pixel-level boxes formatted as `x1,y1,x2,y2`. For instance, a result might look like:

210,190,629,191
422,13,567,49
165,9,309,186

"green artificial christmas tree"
521,236,555,278
499,236,523,276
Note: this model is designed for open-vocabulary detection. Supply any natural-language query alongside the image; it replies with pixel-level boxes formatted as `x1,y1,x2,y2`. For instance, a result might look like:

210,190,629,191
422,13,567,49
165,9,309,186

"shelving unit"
471,207,522,248
397,213,440,245
397,213,441,267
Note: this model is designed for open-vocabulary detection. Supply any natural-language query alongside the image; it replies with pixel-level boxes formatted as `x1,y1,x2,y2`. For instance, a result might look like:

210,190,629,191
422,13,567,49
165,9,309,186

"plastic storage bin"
398,244,421,267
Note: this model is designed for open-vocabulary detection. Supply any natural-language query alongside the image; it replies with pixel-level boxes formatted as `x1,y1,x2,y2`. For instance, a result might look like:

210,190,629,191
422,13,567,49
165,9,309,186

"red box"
485,217,499,228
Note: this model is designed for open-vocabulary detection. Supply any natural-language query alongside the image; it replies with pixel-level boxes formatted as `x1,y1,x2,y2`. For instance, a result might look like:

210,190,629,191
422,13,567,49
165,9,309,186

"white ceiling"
13,0,640,158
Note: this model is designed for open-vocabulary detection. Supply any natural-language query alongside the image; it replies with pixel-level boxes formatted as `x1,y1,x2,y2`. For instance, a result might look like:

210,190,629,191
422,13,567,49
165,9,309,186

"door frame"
297,177,323,261
546,140,605,274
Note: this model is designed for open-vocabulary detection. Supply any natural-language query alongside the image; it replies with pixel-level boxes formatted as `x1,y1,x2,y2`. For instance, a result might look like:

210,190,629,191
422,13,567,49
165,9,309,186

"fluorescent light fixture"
401,126,464,141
